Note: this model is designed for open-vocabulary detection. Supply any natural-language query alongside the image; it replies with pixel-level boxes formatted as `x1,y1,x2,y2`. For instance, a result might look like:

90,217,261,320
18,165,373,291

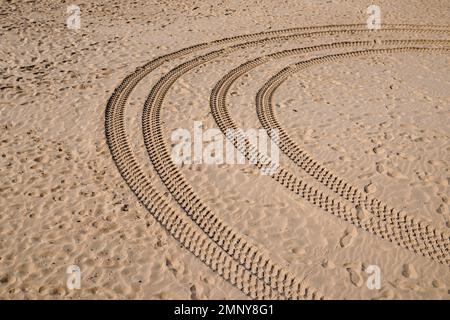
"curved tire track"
211,40,450,266
105,25,450,301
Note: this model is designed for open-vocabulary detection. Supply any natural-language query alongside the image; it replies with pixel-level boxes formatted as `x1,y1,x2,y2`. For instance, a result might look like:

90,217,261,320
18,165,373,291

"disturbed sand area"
1,0,450,299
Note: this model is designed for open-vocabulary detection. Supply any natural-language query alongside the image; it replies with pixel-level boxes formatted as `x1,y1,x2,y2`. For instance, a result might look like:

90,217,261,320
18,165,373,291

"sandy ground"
0,0,449,299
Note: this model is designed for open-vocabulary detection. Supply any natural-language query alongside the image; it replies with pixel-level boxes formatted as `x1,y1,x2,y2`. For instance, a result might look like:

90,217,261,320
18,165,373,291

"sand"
0,0,449,299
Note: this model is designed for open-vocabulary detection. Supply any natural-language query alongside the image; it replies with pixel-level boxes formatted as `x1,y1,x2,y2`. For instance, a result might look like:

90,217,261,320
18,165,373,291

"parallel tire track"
105,25,450,300
211,40,450,266
255,47,450,265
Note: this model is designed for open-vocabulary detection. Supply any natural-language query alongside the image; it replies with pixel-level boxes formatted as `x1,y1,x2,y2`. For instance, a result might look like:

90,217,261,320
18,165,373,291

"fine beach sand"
1,0,449,299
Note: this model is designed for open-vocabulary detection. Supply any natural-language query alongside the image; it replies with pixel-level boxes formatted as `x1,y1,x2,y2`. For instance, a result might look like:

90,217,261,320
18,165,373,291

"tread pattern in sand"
105,24,450,300
212,40,450,266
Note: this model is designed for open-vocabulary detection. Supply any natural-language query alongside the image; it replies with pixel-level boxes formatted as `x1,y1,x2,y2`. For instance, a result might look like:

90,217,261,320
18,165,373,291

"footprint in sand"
432,279,444,289
344,262,363,287
364,182,377,194
434,177,449,187
375,162,385,174
374,289,395,300
373,145,386,155
346,268,363,287
354,205,370,222
387,169,407,179
190,284,199,300
321,259,336,270
339,227,358,248
428,159,446,166
436,204,448,214
402,263,418,279
396,152,417,161
392,279,421,291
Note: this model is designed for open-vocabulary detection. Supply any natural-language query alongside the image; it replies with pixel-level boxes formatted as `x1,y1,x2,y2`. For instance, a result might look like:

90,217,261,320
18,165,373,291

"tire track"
211,40,450,266
106,25,450,300
256,46,450,265
108,25,381,300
